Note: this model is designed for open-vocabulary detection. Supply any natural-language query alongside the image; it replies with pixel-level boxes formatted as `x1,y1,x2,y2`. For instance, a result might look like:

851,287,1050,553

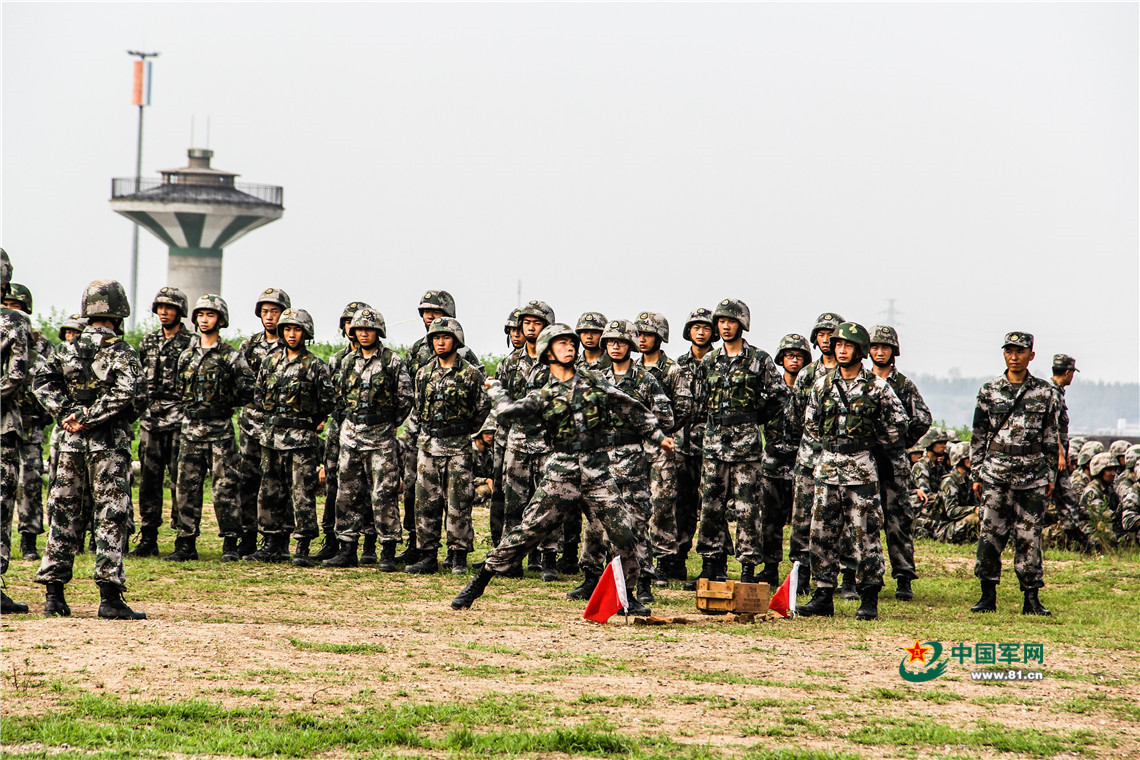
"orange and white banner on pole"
131,60,144,105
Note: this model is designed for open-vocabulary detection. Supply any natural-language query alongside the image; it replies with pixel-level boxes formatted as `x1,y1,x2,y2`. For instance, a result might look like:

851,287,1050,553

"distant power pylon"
882,298,902,327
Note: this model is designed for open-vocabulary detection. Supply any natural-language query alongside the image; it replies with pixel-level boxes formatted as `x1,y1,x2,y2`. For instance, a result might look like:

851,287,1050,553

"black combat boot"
292,538,314,567
20,533,39,560
451,550,468,576
164,536,198,562
653,555,673,588
243,534,289,563
895,577,914,602
682,556,717,591
406,550,439,574
624,593,651,617
527,550,542,574
393,534,417,564
540,550,559,583
311,533,339,563
971,581,998,613
360,534,378,565
376,541,397,573
236,530,258,559
1022,588,1051,616
739,563,756,584
43,581,70,617
798,587,835,617
636,574,655,605
1,590,28,614
97,583,146,620
839,571,859,600
711,553,729,582
566,568,600,600
128,526,160,558
323,538,358,568
669,553,690,581
855,585,881,621
451,566,495,609
758,563,780,587
796,563,812,597
442,549,455,571
221,537,240,562
557,548,580,575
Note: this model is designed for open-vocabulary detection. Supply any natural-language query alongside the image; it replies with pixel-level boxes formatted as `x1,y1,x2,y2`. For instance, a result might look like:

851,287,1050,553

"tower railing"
111,178,284,207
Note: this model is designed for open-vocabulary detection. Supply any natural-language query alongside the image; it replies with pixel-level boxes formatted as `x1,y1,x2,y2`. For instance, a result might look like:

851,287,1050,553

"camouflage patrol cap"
1078,441,1105,468
254,287,291,318
504,308,523,334
192,294,230,329
58,313,87,341
418,289,456,318
1089,452,1120,477
340,301,373,327
869,324,900,356
349,308,387,339
775,333,811,364
601,319,639,349
277,308,315,341
1125,445,1140,472
1052,354,1079,373
683,308,718,343
5,283,32,313
576,311,608,333
518,300,555,326
948,441,970,468
152,286,189,316
0,248,11,290
426,317,465,348
1002,331,1033,349
833,322,870,356
535,323,579,365
81,279,131,322
713,298,751,332
635,311,670,343
810,312,845,345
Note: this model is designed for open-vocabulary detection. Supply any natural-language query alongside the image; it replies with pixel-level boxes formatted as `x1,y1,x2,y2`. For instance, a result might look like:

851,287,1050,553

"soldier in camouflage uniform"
788,312,844,595
1077,453,1120,551
911,428,950,539
236,288,291,557
46,314,93,554
489,309,524,547
867,325,932,601
798,322,909,621
473,418,496,506
575,311,612,371
324,308,413,571
1114,450,1140,545
969,331,1059,616
245,308,335,567
131,287,198,557
1070,441,1104,501
33,279,146,619
2,283,53,561
1,250,32,613
692,299,789,587
406,318,491,575
934,442,979,544
451,323,674,615
1047,354,1084,550
169,295,255,562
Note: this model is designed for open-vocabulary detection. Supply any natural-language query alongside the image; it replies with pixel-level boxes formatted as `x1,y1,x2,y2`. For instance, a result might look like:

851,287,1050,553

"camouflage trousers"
647,445,680,558
674,453,703,559
175,437,243,539
35,449,131,590
975,485,1045,590
484,451,641,591
257,446,319,538
138,426,180,530
322,424,340,535
788,467,815,564
581,445,651,570
697,458,762,561
877,450,917,581
810,482,885,589
489,432,507,545
504,447,559,552
759,475,793,565
237,430,264,533
1,433,18,575
1048,470,1077,530
15,440,45,535
336,438,401,542
415,448,475,553
401,439,418,545
934,513,979,544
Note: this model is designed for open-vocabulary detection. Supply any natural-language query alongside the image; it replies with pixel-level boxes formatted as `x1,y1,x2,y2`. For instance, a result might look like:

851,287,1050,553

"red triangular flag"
768,560,799,618
583,557,629,623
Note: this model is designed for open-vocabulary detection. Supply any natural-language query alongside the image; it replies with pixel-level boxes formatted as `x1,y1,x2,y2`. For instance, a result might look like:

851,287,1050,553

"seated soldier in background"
1078,453,1121,552
934,442,979,544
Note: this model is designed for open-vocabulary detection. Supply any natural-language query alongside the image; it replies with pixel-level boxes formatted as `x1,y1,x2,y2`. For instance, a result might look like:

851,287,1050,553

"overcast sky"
3,3,1137,387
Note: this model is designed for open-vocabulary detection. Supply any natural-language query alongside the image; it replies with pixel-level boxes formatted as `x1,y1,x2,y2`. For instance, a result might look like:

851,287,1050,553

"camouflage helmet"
917,428,950,451
518,299,556,326
504,308,523,334
340,301,373,328
1089,452,1120,478
81,279,131,321
426,317,465,348
152,286,189,316
277,308,315,341
1109,440,1130,458
576,311,608,333
1078,441,1105,468
833,322,870,356
1124,445,1140,472
683,307,717,343
349,308,387,339
601,319,639,350
712,298,751,332
535,323,580,365
254,287,291,318
948,441,971,468
1068,436,1088,460
191,294,230,329
810,312,845,346
58,313,87,341
0,248,11,290
5,282,32,313
869,324,900,356
635,311,670,343
477,415,497,437
418,289,456,318
775,333,811,364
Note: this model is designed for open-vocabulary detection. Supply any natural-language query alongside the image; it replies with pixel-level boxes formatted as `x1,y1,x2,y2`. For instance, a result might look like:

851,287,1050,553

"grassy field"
2,502,1138,760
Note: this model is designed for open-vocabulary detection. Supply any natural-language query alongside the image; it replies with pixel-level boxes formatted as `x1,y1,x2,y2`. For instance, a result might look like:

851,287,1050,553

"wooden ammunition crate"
695,579,771,614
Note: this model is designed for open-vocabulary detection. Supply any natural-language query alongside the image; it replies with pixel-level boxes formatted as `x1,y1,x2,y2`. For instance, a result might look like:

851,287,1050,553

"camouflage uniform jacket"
335,345,414,450
472,440,494,481
637,352,693,435
673,349,707,457
697,342,790,463
414,358,491,457
575,352,612,372
912,455,947,498
969,373,1060,489
1114,469,1136,507
408,336,485,376
603,364,673,443
884,368,932,448
498,348,552,456
176,340,255,442
1079,478,1117,548
939,468,977,523
792,359,838,473
0,306,30,438
762,376,802,479
138,323,198,432
257,348,335,450
803,366,908,486
18,332,53,443
1118,477,1140,536
1070,468,1091,497
489,369,666,480
1049,379,1071,455
34,325,141,453
237,333,285,438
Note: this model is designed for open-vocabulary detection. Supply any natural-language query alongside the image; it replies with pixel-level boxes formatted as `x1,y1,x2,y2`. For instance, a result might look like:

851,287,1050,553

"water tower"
110,148,284,304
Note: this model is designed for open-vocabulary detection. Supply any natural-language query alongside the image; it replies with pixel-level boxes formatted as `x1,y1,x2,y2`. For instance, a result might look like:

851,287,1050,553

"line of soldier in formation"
2,248,1138,620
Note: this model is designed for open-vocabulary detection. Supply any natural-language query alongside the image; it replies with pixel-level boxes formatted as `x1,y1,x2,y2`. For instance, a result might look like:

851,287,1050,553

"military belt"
72,389,98,403
709,411,756,427
553,435,606,454
821,437,875,454
185,407,232,421
152,393,181,402
267,415,315,429
988,441,1043,455
607,433,642,448
347,410,396,426
425,421,477,438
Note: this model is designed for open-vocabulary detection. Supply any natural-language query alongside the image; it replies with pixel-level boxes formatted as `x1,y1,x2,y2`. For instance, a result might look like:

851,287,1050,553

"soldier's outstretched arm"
78,348,139,426
644,373,674,433
486,379,544,423
604,381,666,446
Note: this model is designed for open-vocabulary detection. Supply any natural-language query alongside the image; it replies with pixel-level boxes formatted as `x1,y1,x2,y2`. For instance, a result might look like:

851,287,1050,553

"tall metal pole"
126,50,159,330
